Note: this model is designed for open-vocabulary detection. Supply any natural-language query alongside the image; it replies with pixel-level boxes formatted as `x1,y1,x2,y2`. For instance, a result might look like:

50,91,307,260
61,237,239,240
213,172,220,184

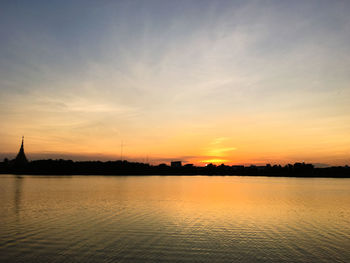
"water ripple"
0,175,349,262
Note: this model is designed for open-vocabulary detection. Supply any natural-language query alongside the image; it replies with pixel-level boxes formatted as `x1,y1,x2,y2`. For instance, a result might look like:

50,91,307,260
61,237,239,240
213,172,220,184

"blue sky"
1,0,350,165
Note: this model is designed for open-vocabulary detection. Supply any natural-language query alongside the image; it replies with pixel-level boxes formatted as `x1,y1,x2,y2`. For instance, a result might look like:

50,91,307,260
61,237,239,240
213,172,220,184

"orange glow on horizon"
2,112,350,166
201,159,228,165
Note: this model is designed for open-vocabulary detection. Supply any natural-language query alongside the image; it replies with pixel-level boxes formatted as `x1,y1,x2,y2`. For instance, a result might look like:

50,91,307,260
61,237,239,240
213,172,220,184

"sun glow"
202,159,228,165
1,1,350,166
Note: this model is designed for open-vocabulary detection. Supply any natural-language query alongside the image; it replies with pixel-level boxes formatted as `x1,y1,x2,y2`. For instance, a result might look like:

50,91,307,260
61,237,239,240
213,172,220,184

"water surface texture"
0,175,349,262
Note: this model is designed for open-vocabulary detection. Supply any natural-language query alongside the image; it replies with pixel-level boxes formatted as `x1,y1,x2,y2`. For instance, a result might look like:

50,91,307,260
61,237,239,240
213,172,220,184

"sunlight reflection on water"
0,175,349,262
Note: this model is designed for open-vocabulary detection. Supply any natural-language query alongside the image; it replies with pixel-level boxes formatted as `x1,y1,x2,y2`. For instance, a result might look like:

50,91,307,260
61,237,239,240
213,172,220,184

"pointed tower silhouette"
14,136,28,167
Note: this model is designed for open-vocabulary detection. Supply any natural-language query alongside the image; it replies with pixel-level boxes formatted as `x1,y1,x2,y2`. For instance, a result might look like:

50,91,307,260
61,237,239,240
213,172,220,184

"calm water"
0,175,349,263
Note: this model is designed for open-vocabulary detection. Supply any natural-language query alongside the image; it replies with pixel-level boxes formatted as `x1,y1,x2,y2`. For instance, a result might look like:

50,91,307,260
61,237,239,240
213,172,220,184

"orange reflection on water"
1,175,350,262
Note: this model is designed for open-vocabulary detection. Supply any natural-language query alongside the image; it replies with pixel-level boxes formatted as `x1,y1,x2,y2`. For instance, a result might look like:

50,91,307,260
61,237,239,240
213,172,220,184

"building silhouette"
14,136,28,167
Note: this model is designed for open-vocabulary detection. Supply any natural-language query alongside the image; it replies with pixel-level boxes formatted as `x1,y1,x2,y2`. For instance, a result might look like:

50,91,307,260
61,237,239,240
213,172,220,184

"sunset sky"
1,0,350,166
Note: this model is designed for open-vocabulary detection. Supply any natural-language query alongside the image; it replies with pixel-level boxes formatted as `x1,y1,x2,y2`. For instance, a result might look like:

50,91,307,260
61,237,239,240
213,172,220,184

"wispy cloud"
1,1,350,165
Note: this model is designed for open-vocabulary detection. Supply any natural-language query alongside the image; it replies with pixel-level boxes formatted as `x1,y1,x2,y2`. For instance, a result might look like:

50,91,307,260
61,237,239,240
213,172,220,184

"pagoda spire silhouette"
14,136,28,167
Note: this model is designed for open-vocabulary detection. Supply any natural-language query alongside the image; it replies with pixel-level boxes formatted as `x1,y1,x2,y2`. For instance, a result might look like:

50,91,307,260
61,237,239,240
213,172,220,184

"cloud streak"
1,1,350,165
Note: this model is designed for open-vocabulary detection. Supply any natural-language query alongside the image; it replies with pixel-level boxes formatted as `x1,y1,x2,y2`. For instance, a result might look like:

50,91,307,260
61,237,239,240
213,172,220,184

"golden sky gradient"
1,1,350,166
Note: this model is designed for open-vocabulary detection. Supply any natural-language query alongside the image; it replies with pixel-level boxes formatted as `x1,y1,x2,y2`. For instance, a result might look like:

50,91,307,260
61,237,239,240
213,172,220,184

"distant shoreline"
1,159,349,178
2,173,350,178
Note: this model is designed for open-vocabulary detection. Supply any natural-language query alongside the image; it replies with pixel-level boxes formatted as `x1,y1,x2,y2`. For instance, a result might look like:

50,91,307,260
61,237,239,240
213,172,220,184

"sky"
1,0,350,166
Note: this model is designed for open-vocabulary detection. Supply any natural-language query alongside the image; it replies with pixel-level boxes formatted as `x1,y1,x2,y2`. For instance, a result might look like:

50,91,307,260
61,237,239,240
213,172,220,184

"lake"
0,175,349,262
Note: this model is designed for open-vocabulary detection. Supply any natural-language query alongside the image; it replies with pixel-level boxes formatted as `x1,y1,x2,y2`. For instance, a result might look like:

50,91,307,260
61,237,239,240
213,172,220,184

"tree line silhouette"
1,159,349,177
